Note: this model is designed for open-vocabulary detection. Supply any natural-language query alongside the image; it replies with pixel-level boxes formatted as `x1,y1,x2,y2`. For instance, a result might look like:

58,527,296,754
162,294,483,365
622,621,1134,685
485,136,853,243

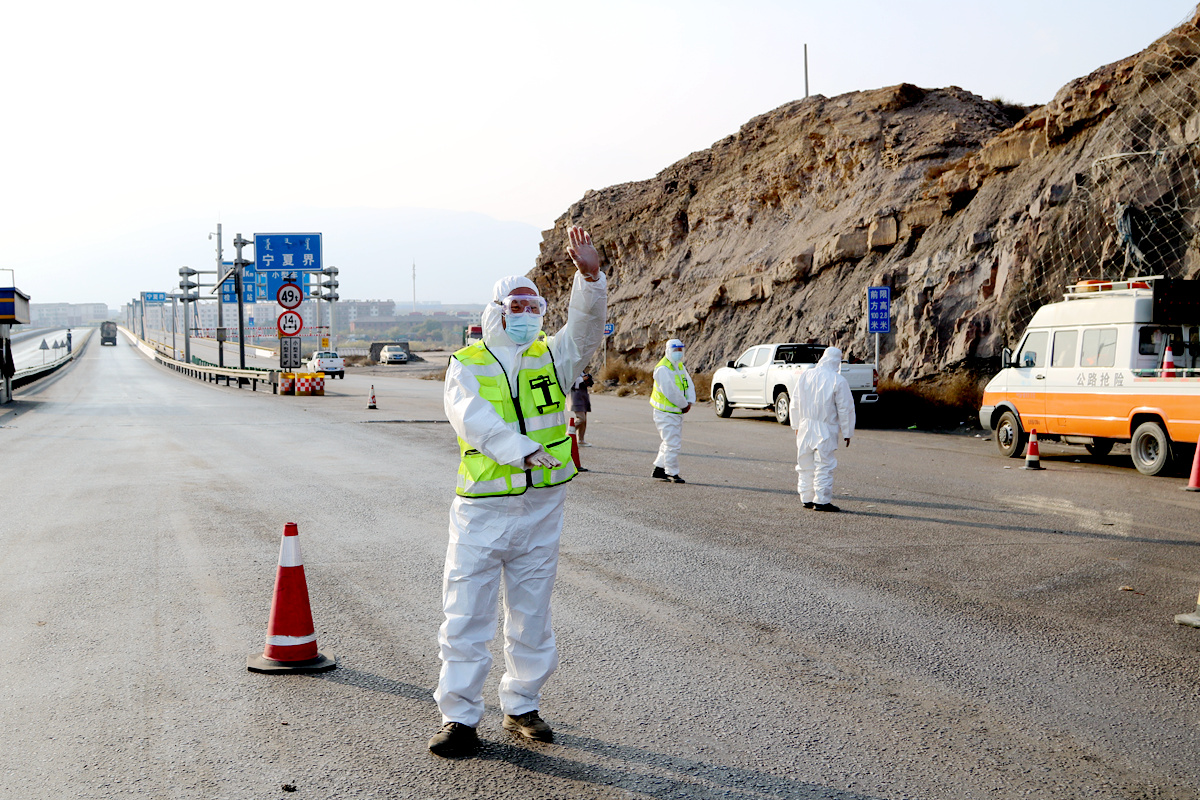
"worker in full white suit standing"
649,339,695,483
790,346,855,512
430,226,606,758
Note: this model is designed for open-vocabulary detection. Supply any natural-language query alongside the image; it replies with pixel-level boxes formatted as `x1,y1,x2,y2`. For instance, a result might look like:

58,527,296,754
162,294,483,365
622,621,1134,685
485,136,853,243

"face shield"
667,342,684,364
498,293,546,345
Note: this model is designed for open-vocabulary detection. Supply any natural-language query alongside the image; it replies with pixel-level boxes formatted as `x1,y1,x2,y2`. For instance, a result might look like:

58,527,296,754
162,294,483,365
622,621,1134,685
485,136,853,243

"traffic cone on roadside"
1175,588,1200,628
1022,429,1044,470
1163,346,1177,378
568,417,587,472
367,385,377,409
1184,436,1200,492
247,523,336,673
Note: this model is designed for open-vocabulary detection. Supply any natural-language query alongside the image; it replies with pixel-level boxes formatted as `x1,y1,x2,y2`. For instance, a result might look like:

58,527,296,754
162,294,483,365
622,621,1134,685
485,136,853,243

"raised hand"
566,226,601,281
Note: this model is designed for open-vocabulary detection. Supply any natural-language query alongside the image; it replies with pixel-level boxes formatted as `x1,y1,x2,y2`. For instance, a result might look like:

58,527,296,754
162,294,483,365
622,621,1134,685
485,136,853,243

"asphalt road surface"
3,337,1199,800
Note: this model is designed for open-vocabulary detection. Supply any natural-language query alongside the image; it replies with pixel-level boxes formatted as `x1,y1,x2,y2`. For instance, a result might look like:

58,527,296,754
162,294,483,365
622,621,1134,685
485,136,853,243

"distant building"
30,303,111,327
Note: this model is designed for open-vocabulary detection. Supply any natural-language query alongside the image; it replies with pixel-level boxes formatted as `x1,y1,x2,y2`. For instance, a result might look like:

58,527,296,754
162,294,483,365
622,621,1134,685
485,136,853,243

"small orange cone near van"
368,385,378,409
1162,346,1177,378
1022,429,1044,470
1184,435,1200,493
247,523,336,673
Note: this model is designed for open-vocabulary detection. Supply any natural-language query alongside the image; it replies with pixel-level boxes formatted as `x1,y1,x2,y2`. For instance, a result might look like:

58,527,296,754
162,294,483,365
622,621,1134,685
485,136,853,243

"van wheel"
995,411,1026,459
1131,421,1172,476
774,390,790,425
1085,439,1113,457
713,387,732,418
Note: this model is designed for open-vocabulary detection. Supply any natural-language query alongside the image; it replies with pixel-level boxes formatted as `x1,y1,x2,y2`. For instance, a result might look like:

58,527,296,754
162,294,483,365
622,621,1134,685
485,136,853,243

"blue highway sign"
868,286,891,334
254,233,322,272
144,292,167,304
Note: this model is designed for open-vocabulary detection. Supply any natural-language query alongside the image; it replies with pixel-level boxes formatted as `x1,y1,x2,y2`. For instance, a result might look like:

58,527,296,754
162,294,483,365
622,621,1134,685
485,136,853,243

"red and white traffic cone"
1022,429,1044,470
568,416,587,472
367,385,377,409
247,523,336,673
1163,346,1177,378
1184,435,1200,493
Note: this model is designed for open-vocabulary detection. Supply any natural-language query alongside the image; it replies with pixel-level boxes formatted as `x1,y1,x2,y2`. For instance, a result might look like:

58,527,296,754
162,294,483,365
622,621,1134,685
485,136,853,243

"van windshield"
1017,331,1048,368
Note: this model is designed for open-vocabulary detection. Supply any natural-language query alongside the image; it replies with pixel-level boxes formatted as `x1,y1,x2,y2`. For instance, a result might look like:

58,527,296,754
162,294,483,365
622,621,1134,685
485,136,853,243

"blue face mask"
505,313,542,345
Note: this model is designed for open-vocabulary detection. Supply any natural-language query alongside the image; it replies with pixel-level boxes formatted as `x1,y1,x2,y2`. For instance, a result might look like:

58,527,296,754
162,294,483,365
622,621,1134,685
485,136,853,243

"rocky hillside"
529,9,1200,380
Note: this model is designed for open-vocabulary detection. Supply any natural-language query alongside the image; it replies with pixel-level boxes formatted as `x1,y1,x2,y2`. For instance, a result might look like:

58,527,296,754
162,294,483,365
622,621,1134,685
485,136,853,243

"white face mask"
505,312,543,345
667,349,684,364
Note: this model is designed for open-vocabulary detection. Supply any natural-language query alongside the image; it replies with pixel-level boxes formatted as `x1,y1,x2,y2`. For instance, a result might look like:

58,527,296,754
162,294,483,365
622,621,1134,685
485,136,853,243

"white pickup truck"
711,343,878,425
306,351,345,379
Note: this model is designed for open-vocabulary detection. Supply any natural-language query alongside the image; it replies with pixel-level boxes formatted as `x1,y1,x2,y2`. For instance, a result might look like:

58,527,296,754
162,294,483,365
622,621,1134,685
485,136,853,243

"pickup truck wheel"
995,411,1026,459
713,387,732,418
1085,438,1113,457
1131,421,1172,476
774,390,790,425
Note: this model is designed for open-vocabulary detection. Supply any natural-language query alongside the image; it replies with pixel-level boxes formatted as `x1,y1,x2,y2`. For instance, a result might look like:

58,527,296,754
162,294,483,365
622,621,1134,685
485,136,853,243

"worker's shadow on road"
476,732,882,800
848,509,1200,547
318,666,434,704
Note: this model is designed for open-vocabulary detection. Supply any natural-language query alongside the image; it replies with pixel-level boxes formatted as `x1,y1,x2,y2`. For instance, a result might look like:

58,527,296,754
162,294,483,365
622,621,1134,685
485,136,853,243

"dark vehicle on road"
100,321,117,346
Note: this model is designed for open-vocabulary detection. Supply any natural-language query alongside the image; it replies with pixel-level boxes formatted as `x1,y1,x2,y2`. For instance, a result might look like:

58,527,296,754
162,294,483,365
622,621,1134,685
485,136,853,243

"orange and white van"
979,278,1200,475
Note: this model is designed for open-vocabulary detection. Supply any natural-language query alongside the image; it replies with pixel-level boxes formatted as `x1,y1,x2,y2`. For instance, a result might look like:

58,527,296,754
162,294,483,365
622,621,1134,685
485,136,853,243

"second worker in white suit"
429,227,606,758
790,346,855,512
650,339,695,484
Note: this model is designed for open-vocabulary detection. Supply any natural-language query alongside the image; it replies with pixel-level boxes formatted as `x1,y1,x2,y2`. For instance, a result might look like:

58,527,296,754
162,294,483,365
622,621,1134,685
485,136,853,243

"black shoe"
428,722,479,757
813,503,840,512
667,474,686,484
502,711,554,742
652,466,668,480
803,502,815,509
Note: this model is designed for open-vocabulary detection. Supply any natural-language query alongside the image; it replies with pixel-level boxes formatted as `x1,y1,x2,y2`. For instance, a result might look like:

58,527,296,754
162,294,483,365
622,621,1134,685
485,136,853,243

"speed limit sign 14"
277,310,303,337
277,283,303,309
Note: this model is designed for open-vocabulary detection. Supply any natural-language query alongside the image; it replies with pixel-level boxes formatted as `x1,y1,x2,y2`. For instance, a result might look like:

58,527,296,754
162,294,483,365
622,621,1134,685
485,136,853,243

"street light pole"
212,223,225,368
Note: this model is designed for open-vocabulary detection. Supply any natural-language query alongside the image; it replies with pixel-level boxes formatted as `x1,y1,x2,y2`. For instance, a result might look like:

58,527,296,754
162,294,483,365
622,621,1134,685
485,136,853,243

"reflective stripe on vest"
453,337,578,497
650,357,690,413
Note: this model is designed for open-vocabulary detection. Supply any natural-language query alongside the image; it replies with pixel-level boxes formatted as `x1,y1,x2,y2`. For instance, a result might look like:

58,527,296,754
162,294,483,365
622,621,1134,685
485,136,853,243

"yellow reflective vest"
650,357,690,413
453,337,577,497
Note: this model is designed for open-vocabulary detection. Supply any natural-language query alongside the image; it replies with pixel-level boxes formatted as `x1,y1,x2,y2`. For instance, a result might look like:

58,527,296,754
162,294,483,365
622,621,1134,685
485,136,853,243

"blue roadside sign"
253,233,322,272
220,261,254,304
868,286,891,334
144,292,167,304
604,323,615,336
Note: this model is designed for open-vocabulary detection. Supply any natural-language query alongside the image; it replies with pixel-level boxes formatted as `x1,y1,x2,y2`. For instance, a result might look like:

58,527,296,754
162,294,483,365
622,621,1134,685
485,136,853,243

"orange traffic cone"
1022,429,1044,470
367,385,377,409
1163,346,1177,378
1184,436,1200,493
247,523,336,673
568,416,587,472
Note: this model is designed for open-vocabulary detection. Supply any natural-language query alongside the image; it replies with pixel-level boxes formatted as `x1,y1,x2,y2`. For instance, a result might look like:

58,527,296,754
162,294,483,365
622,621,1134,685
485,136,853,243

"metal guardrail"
128,328,279,394
11,329,90,388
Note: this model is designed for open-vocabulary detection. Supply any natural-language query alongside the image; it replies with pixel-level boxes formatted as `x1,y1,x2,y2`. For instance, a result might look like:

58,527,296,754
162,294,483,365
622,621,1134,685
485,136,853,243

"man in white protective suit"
429,226,606,758
649,338,696,484
789,346,855,512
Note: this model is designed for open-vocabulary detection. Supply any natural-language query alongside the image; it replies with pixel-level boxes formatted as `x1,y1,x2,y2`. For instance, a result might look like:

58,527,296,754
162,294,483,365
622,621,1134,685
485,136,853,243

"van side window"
1080,328,1117,368
1017,331,1048,368
1051,330,1078,368
1138,327,1160,356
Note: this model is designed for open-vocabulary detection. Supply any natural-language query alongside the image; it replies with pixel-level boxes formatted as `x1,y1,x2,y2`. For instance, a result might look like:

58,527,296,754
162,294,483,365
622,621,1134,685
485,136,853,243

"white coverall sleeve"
444,357,539,468
653,365,690,408
835,376,856,440
547,270,608,391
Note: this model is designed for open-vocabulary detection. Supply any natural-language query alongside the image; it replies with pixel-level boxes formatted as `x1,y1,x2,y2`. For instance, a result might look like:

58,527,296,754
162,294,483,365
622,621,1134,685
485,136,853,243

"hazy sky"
2,0,1195,307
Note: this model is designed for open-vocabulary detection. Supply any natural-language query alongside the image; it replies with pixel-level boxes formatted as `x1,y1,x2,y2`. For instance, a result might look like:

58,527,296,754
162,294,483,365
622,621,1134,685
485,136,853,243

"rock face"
529,10,1200,380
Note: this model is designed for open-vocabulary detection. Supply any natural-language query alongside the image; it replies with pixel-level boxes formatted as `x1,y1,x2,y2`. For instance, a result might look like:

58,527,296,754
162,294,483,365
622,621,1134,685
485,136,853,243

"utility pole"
233,233,252,370
804,44,809,98
412,260,416,312
213,223,225,367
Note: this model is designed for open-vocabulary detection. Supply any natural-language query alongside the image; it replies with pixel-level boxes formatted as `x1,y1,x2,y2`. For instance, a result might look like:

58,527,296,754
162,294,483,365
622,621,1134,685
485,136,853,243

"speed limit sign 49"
278,310,303,337
277,283,303,309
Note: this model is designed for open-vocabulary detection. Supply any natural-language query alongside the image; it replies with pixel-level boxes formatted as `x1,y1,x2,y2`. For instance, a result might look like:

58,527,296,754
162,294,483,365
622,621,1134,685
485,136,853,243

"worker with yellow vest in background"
650,338,696,484
429,227,606,759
